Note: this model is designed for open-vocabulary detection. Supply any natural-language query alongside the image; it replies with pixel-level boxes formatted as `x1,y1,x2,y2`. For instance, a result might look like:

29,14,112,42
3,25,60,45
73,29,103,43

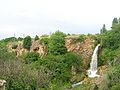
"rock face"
0,80,6,90
30,40,47,56
7,40,47,57
65,36,95,57
65,36,95,82
7,41,29,57
7,36,95,60
7,36,96,83
65,36,95,69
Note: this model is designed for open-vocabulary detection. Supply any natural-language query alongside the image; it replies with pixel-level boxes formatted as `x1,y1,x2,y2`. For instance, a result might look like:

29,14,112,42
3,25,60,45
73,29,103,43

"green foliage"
74,34,86,43
34,52,82,83
112,17,119,29
48,31,67,55
35,35,39,41
0,44,16,60
18,37,23,41
102,29,120,50
1,37,17,45
110,83,120,90
40,37,49,45
12,44,18,49
107,65,120,87
0,60,38,90
23,52,40,64
41,34,49,38
100,24,107,34
99,22,120,64
23,36,32,50
75,84,93,90
39,55,71,82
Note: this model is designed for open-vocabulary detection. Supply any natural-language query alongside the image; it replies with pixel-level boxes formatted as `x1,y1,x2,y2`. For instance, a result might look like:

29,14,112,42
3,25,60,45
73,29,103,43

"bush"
40,37,49,45
107,65,120,87
12,44,18,49
18,37,23,41
48,31,67,55
0,44,16,60
23,36,32,50
23,52,40,64
110,83,120,90
35,35,39,41
78,34,86,42
102,29,120,50
34,52,82,84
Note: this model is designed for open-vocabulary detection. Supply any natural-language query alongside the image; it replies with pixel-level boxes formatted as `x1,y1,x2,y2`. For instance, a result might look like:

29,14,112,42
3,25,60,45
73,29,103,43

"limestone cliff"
7,36,95,60
7,36,95,83
0,80,6,90
7,40,47,57
65,36,95,70
65,36,95,58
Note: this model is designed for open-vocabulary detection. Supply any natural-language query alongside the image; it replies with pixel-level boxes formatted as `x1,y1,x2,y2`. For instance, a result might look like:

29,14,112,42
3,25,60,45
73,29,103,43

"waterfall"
72,44,100,88
87,44,100,78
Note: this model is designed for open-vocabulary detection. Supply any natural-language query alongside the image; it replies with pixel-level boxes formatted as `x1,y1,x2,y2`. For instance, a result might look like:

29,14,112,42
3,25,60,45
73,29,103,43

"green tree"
23,52,40,64
118,17,120,23
18,37,23,41
23,36,32,50
112,18,118,29
48,31,67,55
102,29,120,50
100,24,107,34
40,37,49,45
35,35,39,41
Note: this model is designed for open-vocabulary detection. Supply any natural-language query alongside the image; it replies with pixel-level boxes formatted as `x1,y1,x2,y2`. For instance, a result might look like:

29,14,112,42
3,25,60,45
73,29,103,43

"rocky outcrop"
65,36,95,69
7,36,95,59
0,80,6,90
65,36,95,82
7,40,47,57
65,36,95,57
30,40,47,56
7,41,29,57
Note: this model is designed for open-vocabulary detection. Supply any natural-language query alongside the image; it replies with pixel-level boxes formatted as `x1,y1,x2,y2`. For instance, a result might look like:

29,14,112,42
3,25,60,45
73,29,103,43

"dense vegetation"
23,36,32,50
1,18,120,90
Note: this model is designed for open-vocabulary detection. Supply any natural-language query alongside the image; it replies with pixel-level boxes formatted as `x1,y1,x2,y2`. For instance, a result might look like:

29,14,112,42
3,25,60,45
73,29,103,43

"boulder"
0,80,6,90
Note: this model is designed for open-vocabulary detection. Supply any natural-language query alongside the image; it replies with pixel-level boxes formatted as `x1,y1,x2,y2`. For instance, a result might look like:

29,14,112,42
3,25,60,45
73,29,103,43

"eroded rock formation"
7,40,47,57
8,36,95,58
0,80,6,90
65,36,95,70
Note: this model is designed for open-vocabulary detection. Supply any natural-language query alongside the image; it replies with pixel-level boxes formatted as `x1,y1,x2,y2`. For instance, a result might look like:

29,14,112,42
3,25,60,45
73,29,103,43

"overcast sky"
0,0,120,39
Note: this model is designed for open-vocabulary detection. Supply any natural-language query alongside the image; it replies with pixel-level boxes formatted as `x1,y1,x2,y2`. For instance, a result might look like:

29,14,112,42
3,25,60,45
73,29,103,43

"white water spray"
87,44,100,78
72,44,100,88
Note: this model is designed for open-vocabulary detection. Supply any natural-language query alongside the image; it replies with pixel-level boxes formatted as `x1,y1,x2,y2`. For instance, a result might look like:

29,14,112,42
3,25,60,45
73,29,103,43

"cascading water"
87,44,100,78
72,44,100,88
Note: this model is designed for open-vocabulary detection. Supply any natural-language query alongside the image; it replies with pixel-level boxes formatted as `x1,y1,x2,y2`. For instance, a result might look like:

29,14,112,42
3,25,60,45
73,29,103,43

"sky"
0,0,120,39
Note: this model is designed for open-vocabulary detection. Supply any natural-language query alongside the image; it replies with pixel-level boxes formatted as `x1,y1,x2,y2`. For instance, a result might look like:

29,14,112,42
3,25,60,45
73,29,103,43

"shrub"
40,37,49,45
35,52,82,83
102,29,120,50
23,52,40,64
23,36,32,50
48,31,67,55
35,35,39,41
18,37,23,41
0,44,16,60
110,83,120,90
78,34,86,42
107,65,120,87
12,44,18,49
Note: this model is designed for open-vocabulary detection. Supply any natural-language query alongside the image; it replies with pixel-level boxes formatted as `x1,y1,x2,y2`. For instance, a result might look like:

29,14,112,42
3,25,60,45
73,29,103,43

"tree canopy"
23,36,32,50
48,31,67,55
